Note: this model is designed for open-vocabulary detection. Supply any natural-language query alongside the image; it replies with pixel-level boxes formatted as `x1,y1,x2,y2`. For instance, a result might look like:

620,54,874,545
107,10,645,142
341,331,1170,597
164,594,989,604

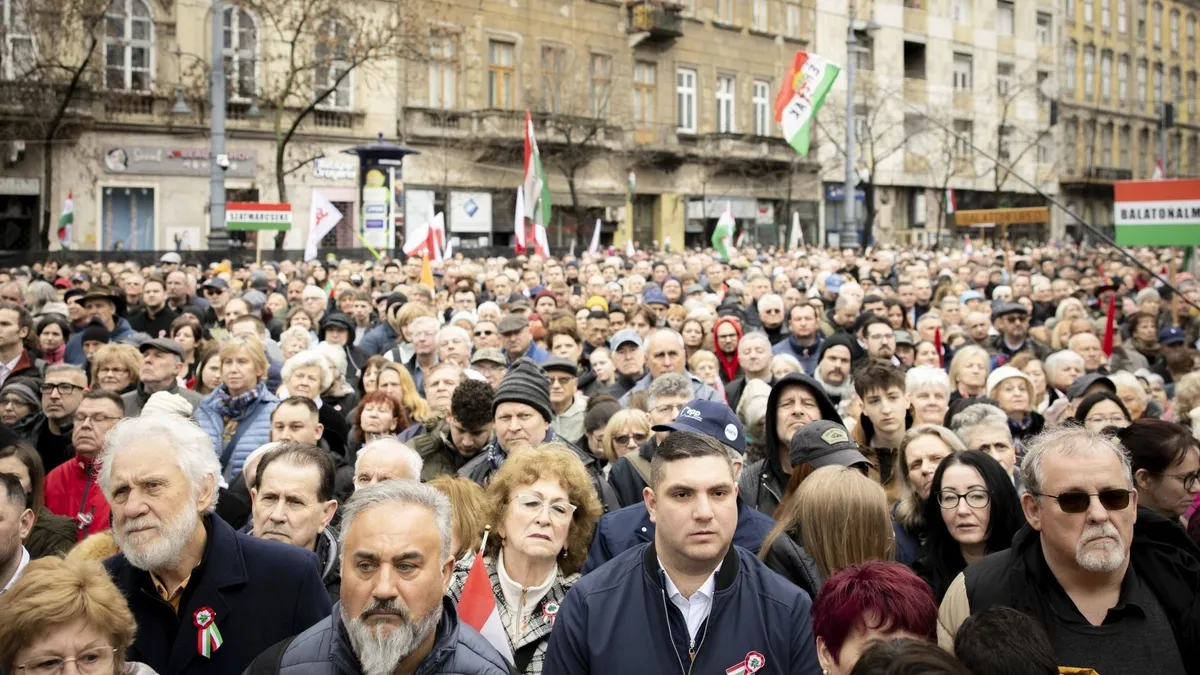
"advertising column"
357,156,402,251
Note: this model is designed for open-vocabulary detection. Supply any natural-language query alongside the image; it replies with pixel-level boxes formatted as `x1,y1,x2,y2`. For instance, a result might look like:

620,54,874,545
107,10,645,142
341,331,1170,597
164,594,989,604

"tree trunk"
39,135,54,250
566,167,585,254
273,142,289,250
863,181,877,248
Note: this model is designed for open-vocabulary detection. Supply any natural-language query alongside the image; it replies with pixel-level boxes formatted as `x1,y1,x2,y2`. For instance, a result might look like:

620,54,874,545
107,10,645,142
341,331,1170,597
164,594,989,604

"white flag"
588,218,601,254
513,188,526,252
305,191,343,261
625,237,635,258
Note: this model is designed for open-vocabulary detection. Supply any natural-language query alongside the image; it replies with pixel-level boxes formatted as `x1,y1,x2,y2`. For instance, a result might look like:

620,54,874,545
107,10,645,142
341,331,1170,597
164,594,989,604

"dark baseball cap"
788,420,870,470
651,399,745,454
1159,326,1186,345
201,277,229,290
1067,372,1116,401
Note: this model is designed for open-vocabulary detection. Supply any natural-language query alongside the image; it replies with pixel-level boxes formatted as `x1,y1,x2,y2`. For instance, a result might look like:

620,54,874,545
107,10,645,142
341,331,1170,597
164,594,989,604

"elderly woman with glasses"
448,444,601,675
89,344,140,394
0,556,158,675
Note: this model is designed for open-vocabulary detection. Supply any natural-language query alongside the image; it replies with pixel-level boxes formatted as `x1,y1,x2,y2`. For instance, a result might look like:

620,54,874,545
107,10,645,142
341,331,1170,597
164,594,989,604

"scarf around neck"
214,382,263,421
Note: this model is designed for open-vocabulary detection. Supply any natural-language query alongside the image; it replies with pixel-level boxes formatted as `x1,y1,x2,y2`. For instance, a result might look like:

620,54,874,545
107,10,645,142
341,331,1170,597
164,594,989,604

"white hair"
916,312,943,329
99,414,221,514
738,331,772,351
281,350,334,392
302,285,326,300
477,301,500,315
905,365,951,395
645,328,685,354
315,342,348,381
339,480,452,561
1043,349,1085,377
1136,287,1161,303
280,326,311,348
409,315,440,333
1108,371,1148,403
991,285,1012,299
756,293,784,312
1021,426,1132,496
356,438,424,481
437,324,470,349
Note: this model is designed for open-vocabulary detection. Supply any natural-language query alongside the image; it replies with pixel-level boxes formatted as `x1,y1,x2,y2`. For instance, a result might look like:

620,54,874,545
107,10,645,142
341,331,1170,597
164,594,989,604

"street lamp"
840,7,879,249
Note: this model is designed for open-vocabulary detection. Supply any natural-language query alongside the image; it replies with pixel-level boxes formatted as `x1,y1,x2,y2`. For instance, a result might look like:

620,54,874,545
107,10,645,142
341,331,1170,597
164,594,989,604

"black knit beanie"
492,357,552,422
80,320,111,345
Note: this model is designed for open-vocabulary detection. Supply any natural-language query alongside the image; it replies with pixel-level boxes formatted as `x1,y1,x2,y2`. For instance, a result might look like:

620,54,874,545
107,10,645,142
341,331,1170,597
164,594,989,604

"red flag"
934,327,944,368
1101,294,1116,357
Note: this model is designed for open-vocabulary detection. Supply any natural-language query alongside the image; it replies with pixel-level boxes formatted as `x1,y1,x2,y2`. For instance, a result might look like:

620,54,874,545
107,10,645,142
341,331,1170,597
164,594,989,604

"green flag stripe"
1116,224,1200,246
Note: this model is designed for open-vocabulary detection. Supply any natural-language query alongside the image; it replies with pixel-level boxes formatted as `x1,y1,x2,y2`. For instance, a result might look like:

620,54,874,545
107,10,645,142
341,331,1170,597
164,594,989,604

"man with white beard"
938,426,1200,674
99,414,331,675
245,480,511,675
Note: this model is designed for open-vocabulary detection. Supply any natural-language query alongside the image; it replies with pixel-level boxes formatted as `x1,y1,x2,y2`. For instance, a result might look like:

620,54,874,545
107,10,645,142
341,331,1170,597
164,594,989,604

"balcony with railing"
627,1,684,41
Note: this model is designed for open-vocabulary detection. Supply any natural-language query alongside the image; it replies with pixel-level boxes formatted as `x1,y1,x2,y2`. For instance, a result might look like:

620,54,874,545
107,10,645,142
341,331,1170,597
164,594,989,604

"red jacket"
44,454,110,540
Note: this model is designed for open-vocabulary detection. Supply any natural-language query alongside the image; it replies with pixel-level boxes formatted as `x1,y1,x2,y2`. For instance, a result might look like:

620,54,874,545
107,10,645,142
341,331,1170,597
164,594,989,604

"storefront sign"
954,207,1049,226
312,158,356,181
103,146,257,178
1114,179,1200,246
226,202,293,231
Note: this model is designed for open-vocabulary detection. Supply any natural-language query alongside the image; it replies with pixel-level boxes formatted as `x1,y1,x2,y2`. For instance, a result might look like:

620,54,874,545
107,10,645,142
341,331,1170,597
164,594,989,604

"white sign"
0,177,40,195
449,191,493,233
312,158,356,181
404,189,436,245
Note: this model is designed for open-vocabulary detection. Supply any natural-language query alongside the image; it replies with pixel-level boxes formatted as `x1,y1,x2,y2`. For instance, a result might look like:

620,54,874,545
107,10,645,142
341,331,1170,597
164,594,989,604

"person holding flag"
449,444,602,675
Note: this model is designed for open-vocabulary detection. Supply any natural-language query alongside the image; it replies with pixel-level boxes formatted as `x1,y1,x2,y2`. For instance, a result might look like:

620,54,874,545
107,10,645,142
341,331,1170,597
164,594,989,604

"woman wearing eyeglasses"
1116,420,1200,525
448,445,602,675
915,451,1023,602
1073,391,1133,434
0,556,158,675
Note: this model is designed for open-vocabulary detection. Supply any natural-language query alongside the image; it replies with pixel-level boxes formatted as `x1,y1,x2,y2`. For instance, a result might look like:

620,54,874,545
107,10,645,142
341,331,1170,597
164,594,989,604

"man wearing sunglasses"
939,426,1200,674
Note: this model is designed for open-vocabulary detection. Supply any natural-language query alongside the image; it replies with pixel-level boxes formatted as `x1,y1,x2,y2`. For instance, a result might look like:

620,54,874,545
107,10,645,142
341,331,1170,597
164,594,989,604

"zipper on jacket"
659,582,689,675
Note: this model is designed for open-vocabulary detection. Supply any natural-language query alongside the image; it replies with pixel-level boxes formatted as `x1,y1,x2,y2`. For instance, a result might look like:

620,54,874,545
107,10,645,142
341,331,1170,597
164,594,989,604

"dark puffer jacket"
246,598,512,675
760,527,825,598
738,373,841,516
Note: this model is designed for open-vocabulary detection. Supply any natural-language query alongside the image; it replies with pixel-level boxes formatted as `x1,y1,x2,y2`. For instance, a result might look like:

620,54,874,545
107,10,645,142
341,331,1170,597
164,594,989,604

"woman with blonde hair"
891,424,965,566
447,445,602,674
90,343,140,394
0,556,157,674
947,345,990,403
601,409,651,465
427,475,489,560
688,349,726,402
376,360,433,425
194,335,280,480
760,465,893,597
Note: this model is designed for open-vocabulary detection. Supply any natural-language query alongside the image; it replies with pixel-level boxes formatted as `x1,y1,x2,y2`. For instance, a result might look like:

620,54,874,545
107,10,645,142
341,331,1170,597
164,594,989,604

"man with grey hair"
725,332,774,412
948,403,1019,483
618,329,721,405
756,293,789,345
248,480,511,675
353,437,424,490
101,414,331,675
607,372,695,508
938,426,1200,674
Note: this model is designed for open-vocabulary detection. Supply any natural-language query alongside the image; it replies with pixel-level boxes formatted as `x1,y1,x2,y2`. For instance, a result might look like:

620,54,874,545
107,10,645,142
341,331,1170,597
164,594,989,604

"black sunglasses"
474,330,495,337
1033,488,1132,514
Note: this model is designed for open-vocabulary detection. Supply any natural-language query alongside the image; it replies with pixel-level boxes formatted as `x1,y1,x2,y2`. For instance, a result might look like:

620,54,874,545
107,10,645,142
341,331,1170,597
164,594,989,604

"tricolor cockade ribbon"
543,601,560,627
193,606,223,658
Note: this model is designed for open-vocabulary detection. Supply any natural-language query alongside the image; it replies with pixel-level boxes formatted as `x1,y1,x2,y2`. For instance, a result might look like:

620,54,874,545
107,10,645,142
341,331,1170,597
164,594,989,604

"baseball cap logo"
681,406,703,421
821,428,849,445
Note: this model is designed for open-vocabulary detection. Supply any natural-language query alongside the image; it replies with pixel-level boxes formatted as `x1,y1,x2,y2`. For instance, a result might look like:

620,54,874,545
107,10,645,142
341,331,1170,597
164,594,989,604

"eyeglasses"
18,647,117,674
548,376,575,387
40,383,83,395
1085,415,1128,427
512,493,577,524
474,330,495,337
1153,470,1200,491
652,403,685,417
613,432,648,447
74,413,120,426
1032,488,1133,513
867,333,895,342
938,489,991,510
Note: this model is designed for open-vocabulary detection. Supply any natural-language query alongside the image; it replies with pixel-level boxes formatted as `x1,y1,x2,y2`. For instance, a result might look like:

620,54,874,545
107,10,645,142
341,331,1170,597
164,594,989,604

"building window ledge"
713,20,743,32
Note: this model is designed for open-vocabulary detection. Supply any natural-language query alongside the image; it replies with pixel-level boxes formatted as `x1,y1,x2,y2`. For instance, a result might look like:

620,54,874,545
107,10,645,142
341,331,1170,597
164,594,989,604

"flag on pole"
1101,293,1116,357
457,531,513,666
57,191,73,246
513,189,526,253
588,218,601,254
712,202,735,261
419,254,434,289
533,223,550,258
402,212,444,262
305,190,344,261
945,188,957,214
774,51,841,156
625,236,635,258
523,111,551,229
1152,159,1165,180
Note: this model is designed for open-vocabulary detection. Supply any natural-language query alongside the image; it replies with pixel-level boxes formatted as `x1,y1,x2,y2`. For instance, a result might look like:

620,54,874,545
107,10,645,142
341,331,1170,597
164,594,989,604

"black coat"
105,514,332,675
761,530,824,598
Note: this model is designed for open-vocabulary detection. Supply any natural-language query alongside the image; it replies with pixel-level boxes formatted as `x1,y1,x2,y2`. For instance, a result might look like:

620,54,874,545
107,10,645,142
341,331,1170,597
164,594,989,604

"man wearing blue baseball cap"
580,399,773,574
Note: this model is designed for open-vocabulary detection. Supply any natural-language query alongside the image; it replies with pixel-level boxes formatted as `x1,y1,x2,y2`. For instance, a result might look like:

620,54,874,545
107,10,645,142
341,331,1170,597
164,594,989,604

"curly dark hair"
450,379,494,431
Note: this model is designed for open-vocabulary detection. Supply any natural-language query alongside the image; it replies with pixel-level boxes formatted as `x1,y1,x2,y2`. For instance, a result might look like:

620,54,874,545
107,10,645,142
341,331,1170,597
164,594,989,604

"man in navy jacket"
99,414,331,675
543,429,821,675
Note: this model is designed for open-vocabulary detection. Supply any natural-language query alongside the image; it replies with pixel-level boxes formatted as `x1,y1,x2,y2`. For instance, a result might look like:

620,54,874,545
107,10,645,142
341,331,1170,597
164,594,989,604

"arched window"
313,19,352,109
223,6,257,100
104,0,153,91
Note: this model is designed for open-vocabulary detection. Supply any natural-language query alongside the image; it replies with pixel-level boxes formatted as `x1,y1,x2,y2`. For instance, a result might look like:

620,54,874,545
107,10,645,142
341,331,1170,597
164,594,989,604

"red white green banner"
1114,179,1200,246
226,202,293,231
774,51,840,157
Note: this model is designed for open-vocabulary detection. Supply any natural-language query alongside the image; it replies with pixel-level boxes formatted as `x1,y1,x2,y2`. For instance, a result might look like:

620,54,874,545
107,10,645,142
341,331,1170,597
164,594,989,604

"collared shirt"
1,547,30,595
659,558,721,642
0,352,21,389
151,571,193,612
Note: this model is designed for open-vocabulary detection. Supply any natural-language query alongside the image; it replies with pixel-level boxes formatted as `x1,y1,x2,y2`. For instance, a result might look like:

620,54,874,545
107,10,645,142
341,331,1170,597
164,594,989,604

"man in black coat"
100,414,331,675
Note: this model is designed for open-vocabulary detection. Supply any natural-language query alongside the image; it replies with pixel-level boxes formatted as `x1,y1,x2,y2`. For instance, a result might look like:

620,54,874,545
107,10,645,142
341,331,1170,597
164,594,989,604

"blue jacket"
251,598,511,675
195,383,280,480
506,342,550,365
581,499,775,574
65,317,133,365
104,514,331,675
543,542,822,675
772,334,823,376
358,322,398,356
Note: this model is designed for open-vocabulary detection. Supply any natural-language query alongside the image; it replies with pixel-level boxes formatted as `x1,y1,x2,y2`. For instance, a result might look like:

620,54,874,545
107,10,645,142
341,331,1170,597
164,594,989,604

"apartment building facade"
1058,0,1200,242
0,0,823,252
813,0,1060,245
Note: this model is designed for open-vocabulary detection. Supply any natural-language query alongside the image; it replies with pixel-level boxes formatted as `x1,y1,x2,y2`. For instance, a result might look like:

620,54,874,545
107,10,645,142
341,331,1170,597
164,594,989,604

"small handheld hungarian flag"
458,531,514,665
774,51,840,156
57,191,73,245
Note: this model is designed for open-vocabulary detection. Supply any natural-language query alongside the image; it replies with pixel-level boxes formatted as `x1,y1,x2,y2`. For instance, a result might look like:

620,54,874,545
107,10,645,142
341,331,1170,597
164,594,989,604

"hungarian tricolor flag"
457,534,513,666
518,111,551,255
57,191,73,245
712,202,736,261
774,51,840,156
945,188,957,214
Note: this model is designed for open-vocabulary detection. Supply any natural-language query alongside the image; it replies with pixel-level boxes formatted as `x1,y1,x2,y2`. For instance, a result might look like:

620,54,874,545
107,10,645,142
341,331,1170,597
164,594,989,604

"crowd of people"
0,243,1198,675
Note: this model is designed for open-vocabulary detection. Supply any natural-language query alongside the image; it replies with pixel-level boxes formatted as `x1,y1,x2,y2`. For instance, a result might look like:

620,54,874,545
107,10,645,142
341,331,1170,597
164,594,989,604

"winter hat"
318,312,355,341
142,391,194,417
986,366,1034,400
80,320,110,345
492,357,552,422
0,379,41,411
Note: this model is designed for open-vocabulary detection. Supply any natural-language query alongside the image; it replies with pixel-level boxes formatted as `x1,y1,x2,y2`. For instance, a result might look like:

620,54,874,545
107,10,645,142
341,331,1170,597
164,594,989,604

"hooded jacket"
65,317,133,365
318,313,369,387
412,418,479,481
738,373,841,516
43,453,110,540
713,316,744,383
